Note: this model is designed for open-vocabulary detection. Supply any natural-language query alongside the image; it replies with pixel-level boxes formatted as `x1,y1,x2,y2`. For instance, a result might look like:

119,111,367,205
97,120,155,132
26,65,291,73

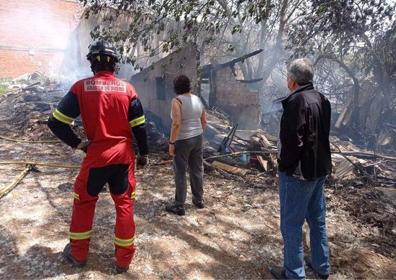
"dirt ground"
0,89,395,279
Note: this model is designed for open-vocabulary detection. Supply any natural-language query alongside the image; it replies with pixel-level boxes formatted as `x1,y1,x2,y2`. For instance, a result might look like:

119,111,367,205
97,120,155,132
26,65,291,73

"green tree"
81,1,271,64
287,0,395,134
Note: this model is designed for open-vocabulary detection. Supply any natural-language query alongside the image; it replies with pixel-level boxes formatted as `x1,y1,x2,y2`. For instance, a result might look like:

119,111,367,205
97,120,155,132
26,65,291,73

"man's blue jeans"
279,172,330,279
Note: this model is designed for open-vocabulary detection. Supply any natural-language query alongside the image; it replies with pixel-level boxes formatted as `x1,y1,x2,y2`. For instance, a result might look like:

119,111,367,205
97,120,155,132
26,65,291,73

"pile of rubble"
1,71,395,190
201,111,396,189
0,72,66,140
330,137,396,186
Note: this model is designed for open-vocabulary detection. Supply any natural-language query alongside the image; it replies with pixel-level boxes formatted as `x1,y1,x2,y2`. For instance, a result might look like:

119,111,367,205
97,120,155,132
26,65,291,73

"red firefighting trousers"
69,147,136,268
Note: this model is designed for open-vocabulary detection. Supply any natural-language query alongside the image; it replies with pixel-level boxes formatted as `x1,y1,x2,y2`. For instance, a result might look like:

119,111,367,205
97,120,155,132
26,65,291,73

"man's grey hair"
287,58,314,85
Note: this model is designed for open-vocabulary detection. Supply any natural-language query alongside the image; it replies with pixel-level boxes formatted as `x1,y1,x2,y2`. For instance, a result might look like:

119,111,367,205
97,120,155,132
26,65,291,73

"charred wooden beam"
218,124,238,153
201,77,263,84
384,122,396,129
200,49,263,78
236,78,264,83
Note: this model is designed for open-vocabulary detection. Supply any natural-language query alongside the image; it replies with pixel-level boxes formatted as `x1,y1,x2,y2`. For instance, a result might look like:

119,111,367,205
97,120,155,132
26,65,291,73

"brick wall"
0,49,65,78
214,67,261,128
0,0,80,78
215,67,260,105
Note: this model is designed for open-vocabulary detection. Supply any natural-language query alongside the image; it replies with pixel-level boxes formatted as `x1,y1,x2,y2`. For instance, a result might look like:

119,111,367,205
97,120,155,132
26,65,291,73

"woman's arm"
200,110,207,130
169,98,182,156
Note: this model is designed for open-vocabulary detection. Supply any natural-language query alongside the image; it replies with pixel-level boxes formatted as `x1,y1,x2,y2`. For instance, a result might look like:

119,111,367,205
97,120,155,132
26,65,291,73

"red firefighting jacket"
48,71,147,165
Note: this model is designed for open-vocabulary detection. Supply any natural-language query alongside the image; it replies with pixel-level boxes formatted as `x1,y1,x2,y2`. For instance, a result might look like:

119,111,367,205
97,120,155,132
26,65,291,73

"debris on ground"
0,76,395,279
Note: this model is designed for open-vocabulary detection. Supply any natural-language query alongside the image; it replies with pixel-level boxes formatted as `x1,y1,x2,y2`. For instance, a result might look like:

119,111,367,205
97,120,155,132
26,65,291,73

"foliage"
286,0,395,94
80,0,272,66
368,21,396,83
287,0,395,133
78,0,396,141
288,0,394,57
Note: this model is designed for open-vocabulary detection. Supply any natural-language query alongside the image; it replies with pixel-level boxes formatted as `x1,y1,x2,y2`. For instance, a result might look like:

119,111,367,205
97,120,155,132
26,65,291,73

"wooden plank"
211,161,249,176
257,155,268,171
259,134,272,148
333,151,396,161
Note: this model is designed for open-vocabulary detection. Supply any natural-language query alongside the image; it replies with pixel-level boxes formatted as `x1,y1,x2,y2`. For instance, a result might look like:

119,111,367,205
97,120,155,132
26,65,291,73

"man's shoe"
115,264,129,274
269,267,287,279
165,204,185,216
305,256,329,279
62,243,86,268
193,200,204,209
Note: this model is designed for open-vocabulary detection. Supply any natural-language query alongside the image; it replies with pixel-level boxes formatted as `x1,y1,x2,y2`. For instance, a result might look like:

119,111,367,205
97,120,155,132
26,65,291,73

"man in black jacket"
271,58,331,279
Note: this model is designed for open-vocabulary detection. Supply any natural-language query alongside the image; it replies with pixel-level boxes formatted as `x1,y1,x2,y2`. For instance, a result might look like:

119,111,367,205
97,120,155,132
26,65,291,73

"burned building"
129,46,262,132
208,66,261,129
200,50,263,129
130,44,200,131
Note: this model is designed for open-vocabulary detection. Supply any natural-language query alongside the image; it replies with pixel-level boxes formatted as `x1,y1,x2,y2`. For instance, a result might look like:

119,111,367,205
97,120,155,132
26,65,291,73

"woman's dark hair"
173,75,191,95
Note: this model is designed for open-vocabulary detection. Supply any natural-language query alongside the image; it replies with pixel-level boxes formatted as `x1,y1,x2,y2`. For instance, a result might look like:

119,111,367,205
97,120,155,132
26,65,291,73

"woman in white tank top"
166,75,206,216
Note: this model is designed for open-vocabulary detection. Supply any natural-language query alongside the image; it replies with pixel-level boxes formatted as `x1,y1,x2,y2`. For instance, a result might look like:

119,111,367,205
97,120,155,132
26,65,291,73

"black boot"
165,204,185,216
62,243,87,268
192,200,205,209
115,264,129,274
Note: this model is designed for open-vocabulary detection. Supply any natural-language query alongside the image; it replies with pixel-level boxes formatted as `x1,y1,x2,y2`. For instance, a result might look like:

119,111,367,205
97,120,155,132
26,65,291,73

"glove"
136,155,148,168
76,140,90,153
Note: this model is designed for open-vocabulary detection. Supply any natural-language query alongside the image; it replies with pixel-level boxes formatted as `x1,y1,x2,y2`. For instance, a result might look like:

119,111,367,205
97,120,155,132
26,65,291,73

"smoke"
59,9,138,84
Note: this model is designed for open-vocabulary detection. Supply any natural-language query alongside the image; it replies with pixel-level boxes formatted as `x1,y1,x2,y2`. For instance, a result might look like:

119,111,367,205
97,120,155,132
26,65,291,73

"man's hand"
136,155,148,169
168,143,175,157
77,140,90,153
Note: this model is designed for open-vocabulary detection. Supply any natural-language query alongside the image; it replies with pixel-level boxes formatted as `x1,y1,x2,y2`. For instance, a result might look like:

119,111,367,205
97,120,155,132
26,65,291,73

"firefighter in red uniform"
48,41,148,273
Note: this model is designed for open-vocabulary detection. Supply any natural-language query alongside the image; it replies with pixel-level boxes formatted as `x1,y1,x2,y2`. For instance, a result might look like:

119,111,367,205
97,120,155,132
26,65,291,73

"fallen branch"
204,150,277,161
376,176,396,183
203,160,236,178
149,151,278,165
0,160,79,169
333,151,396,161
331,143,374,181
211,161,249,176
0,135,58,144
151,160,173,166
0,164,33,199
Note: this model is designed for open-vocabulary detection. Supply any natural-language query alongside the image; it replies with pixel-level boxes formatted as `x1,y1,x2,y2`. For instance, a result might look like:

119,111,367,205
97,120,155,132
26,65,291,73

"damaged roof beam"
200,49,263,78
